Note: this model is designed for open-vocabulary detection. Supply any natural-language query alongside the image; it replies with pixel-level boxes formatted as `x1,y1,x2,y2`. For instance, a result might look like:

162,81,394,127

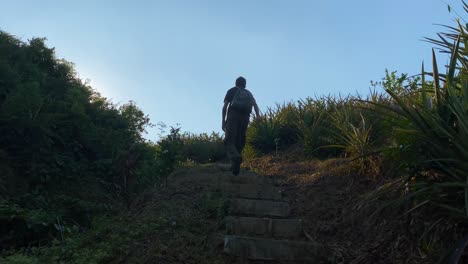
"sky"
0,0,463,141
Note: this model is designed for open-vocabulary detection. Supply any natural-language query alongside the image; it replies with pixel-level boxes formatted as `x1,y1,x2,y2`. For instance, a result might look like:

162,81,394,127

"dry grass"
114,153,465,263
243,147,464,263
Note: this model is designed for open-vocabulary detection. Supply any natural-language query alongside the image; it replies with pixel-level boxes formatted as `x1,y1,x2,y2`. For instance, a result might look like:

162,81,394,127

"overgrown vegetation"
180,132,226,163
244,2,468,262
0,30,165,259
0,31,225,263
3,1,468,263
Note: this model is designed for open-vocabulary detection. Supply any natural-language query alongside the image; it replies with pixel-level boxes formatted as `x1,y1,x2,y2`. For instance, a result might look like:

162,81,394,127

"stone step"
223,235,321,261
220,183,282,200
223,173,274,185
229,198,290,217
168,168,274,188
225,216,303,239
178,173,274,188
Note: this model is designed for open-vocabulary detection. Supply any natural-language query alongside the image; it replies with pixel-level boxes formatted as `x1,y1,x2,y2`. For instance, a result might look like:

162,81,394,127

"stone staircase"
218,169,321,263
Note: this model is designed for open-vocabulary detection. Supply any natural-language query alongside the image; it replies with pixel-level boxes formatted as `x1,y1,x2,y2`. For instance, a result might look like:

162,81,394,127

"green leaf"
421,62,428,109
432,48,441,105
447,35,460,86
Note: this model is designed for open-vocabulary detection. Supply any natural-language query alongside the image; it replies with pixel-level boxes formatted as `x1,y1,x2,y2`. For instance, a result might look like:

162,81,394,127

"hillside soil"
243,148,466,264
5,154,465,263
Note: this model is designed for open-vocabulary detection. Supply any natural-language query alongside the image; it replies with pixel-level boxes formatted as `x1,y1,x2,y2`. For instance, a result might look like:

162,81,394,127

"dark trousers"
225,110,250,164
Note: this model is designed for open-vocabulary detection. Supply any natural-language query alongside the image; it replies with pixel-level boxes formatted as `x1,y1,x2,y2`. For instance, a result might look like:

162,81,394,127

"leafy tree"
0,31,161,249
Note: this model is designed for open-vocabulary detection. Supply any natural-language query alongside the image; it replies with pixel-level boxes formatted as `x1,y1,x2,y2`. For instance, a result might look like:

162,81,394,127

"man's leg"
233,115,250,172
237,115,250,154
225,115,242,175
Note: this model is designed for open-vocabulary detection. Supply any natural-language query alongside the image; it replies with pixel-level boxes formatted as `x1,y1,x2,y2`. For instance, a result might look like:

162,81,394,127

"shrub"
180,132,226,163
0,31,166,250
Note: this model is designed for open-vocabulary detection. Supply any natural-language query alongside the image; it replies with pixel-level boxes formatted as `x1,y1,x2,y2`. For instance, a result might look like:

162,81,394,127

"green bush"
0,31,171,251
180,132,226,163
246,111,281,154
245,94,390,160
375,32,468,219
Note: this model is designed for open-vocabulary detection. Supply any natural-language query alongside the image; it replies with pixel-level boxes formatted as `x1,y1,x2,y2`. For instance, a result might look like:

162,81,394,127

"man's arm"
222,101,229,131
252,99,260,120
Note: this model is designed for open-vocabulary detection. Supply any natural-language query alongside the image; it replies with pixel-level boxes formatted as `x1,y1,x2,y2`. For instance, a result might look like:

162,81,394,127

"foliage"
246,109,281,154
243,2,468,261
198,191,229,219
245,93,390,173
371,8,468,221
0,31,168,252
155,126,183,179
179,132,226,163
156,122,226,164
1,168,228,264
3,1,468,261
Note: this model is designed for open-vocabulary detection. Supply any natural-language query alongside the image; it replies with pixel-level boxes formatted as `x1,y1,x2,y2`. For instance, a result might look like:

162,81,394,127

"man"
222,76,260,175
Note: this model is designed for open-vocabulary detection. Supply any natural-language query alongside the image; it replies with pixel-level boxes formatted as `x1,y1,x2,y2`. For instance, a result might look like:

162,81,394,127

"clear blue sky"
0,0,462,141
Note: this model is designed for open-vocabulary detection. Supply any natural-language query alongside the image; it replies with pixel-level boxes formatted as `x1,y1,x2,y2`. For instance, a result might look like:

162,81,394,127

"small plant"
274,137,280,156
246,111,281,154
157,125,183,184
199,191,228,219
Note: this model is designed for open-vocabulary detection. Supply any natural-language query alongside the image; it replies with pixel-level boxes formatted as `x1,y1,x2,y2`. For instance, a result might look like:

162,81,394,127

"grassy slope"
86,165,230,264
118,154,462,264
243,147,464,264
3,159,463,264
1,165,229,264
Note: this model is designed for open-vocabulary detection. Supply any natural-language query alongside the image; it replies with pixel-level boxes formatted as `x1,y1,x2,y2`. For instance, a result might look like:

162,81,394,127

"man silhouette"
222,76,260,175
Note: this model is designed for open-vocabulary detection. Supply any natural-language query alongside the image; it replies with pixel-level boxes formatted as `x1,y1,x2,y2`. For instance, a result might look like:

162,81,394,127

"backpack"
230,87,253,113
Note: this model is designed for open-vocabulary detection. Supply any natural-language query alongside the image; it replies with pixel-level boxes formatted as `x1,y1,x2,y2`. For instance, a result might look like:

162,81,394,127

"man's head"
235,76,246,88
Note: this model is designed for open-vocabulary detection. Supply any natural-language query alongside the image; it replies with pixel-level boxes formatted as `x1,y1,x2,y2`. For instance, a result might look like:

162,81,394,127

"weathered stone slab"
224,174,273,185
224,235,321,261
168,166,273,188
229,198,290,217
220,183,282,200
225,217,303,239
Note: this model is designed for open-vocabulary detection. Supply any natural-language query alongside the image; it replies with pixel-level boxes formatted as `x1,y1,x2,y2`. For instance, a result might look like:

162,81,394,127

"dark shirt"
224,87,254,115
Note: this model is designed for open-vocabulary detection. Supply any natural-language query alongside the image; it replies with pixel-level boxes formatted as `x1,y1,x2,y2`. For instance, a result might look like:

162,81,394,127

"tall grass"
243,2,468,261
245,93,389,173
374,16,468,219
246,2,468,224
180,132,226,163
